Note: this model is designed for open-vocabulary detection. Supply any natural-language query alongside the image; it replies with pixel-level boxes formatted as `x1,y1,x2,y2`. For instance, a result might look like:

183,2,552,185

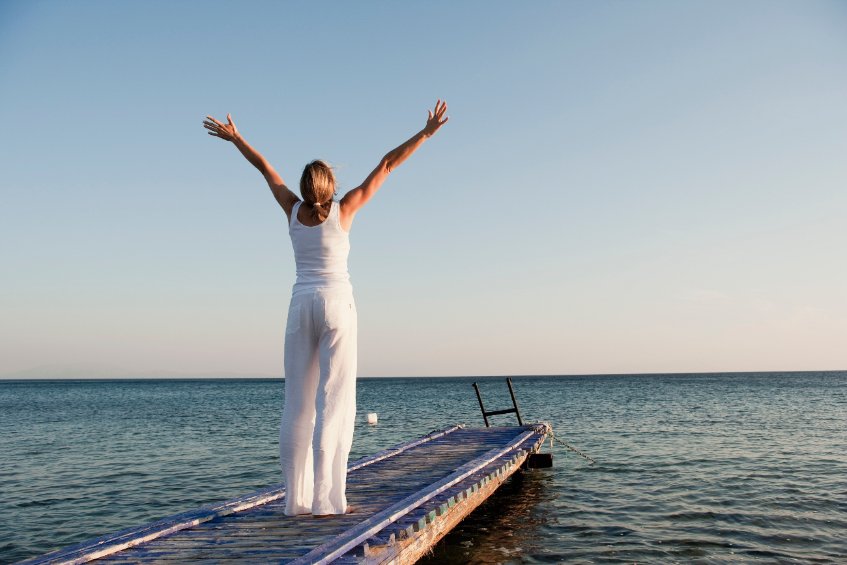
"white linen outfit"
280,200,357,516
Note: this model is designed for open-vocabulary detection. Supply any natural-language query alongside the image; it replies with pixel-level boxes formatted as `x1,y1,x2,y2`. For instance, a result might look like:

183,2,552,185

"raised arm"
203,114,300,219
339,100,448,227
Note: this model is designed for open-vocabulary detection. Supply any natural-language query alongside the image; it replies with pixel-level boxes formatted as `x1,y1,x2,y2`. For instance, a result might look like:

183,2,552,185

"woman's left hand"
203,114,240,142
423,100,448,137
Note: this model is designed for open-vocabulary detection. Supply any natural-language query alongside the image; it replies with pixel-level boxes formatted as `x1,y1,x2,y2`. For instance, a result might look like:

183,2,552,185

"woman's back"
289,200,351,295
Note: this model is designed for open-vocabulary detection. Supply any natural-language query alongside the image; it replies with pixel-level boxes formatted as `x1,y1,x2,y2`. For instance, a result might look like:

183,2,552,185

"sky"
1,0,845,378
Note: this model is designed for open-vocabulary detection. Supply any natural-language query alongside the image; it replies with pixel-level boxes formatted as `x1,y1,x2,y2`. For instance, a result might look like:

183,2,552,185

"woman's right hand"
203,113,240,142
422,100,448,137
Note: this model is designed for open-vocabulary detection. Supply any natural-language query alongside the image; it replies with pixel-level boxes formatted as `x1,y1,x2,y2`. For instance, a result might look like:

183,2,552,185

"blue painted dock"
21,423,551,564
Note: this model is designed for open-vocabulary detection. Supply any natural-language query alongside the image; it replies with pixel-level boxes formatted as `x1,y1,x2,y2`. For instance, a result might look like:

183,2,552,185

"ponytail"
310,199,329,223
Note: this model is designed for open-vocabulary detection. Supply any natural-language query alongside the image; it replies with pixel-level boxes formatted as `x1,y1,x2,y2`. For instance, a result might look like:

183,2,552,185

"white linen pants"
279,287,357,516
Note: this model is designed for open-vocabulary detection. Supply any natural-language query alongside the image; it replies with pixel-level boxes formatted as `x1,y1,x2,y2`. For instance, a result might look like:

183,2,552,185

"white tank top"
288,200,351,295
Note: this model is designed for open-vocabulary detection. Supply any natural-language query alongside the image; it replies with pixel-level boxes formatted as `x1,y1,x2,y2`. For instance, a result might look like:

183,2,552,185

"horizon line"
1,368,845,382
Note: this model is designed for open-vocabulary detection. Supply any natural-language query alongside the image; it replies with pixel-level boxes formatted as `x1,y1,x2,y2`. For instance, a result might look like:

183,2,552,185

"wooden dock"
22,422,551,564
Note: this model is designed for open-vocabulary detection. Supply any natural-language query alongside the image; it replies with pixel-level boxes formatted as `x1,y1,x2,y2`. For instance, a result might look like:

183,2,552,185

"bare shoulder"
339,199,356,232
267,178,301,220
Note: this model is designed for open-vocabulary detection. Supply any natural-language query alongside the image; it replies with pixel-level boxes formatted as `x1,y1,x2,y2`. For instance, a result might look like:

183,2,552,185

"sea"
1,372,845,564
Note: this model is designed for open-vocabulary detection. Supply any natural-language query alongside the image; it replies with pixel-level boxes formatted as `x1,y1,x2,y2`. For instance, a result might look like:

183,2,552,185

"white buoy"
367,412,378,425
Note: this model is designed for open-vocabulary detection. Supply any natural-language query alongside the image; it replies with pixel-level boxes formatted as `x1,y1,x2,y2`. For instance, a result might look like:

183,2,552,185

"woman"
202,100,449,516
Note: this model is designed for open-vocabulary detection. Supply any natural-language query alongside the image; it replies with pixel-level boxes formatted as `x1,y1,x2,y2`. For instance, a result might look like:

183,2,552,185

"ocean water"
1,372,845,564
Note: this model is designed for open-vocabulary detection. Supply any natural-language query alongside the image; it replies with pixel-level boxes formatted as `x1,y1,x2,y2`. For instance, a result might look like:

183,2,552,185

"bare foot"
346,505,356,514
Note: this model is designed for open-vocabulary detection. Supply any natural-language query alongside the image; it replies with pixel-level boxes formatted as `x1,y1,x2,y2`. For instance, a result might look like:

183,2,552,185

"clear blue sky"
1,0,845,378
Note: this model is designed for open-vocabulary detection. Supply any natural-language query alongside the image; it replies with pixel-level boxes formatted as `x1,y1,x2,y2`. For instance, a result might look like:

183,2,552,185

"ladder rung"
484,408,517,417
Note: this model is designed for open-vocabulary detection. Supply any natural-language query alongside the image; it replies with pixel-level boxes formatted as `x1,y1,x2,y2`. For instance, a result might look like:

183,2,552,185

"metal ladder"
471,377,523,427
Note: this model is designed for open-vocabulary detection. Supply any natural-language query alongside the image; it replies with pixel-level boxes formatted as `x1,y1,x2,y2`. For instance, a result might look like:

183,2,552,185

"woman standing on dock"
202,101,449,516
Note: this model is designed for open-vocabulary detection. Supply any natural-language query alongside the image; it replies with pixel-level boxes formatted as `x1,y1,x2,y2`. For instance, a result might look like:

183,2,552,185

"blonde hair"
299,160,336,223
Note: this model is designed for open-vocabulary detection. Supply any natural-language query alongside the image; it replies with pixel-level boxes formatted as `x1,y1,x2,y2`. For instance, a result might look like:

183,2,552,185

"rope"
548,428,596,465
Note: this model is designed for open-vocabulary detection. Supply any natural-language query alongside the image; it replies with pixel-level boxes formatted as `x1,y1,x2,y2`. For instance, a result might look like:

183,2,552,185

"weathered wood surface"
22,423,551,564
